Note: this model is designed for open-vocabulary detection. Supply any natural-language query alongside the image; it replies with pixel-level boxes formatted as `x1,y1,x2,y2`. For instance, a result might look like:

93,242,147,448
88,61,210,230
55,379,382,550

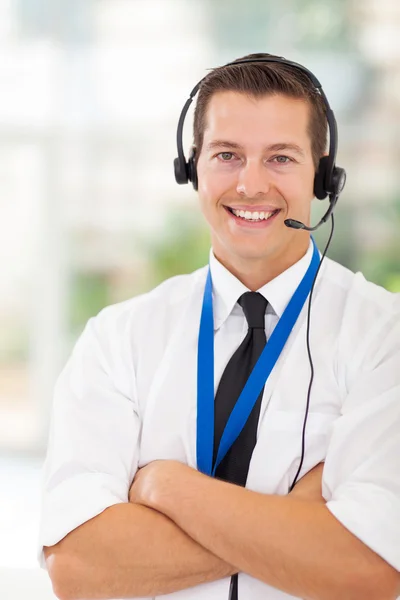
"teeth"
232,209,275,221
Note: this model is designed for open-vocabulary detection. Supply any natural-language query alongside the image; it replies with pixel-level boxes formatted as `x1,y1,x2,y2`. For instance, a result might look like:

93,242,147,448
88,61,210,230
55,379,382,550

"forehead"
203,91,312,149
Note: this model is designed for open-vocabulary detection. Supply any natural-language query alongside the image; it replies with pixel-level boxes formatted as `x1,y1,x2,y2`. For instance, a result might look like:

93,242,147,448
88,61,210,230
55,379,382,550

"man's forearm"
138,464,399,600
44,502,236,599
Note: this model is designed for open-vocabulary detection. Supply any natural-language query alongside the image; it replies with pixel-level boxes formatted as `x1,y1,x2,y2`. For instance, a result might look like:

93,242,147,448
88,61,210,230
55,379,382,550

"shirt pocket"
247,409,338,496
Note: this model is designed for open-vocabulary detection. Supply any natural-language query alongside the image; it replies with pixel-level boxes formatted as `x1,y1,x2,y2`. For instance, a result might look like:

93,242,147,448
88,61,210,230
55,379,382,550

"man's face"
196,91,316,271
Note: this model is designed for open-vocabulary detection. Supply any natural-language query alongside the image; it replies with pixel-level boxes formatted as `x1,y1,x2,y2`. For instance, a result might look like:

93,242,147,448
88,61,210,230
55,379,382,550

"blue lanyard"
196,238,320,477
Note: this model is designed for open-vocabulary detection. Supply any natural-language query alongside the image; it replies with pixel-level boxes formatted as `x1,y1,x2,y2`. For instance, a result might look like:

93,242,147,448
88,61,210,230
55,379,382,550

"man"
40,53,400,600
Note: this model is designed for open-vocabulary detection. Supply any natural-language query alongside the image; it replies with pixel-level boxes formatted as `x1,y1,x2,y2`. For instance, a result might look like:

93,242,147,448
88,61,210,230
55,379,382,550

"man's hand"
289,462,325,504
129,460,198,511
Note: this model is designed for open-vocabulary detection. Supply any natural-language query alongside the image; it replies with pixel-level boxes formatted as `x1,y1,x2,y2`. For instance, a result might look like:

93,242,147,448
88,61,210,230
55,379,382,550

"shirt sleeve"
37,310,141,569
323,310,400,572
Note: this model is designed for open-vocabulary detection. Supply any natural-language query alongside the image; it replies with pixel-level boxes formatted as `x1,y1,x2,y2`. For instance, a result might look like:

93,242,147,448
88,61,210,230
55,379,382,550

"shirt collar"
209,240,315,330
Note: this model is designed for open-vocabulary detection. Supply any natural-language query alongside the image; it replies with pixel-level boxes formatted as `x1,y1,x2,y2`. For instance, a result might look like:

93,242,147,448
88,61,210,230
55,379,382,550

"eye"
272,155,293,164
217,152,235,161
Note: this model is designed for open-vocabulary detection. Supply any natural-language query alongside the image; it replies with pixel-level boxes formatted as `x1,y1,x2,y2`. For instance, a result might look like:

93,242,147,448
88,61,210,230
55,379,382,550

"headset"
174,55,346,232
174,56,347,600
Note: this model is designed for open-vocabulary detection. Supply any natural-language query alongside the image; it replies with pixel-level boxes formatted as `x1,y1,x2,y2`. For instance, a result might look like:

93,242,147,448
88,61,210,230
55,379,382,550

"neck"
213,239,310,291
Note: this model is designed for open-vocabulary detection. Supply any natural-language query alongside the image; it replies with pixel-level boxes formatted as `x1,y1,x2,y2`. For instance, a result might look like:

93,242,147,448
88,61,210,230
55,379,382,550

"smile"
224,206,281,225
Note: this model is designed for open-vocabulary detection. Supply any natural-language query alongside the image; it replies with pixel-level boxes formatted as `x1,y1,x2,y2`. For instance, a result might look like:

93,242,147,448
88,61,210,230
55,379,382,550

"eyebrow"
205,140,305,158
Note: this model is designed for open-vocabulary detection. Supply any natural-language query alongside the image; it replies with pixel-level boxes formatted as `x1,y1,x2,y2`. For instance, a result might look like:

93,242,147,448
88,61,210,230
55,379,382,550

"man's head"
192,53,329,286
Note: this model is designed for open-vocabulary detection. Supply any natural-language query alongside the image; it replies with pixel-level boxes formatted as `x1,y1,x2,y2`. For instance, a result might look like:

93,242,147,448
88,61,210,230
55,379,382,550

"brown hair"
193,52,327,170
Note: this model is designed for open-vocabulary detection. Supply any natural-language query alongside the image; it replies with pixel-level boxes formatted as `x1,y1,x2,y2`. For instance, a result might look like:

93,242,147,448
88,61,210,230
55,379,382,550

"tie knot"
238,292,268,329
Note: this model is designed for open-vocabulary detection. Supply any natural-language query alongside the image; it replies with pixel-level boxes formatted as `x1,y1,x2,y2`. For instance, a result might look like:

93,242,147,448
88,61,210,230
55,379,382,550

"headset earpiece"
314,156,347,200
174,156,189,185
173,147,198,190
331,166,346,196
314,156,329,200
187,147,198,191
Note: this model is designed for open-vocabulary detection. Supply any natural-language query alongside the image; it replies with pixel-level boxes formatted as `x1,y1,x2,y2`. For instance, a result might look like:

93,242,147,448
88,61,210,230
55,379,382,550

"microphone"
284,218,321,231
284,194,338,232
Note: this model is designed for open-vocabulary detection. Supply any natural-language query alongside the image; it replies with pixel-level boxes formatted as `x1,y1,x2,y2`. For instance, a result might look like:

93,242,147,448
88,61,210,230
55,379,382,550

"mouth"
224,206,281,226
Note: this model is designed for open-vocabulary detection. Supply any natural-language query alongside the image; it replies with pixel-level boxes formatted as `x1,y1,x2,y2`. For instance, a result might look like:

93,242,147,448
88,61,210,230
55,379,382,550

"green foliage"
361,247,400,292
360,195,400,292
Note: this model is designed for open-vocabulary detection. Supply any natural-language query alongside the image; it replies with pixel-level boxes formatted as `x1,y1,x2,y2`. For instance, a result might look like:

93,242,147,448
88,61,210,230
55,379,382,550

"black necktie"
213,292,268,600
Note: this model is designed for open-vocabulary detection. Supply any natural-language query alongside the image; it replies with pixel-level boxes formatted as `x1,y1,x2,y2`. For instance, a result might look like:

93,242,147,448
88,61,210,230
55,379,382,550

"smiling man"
39,54,400,600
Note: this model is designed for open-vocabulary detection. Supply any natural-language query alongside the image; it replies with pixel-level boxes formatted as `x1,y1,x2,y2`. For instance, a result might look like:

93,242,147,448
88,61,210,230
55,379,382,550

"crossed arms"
44,461,400,600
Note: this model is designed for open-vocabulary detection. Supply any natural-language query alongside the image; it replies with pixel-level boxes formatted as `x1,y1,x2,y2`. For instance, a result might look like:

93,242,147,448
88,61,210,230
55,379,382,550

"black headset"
174,56,346,208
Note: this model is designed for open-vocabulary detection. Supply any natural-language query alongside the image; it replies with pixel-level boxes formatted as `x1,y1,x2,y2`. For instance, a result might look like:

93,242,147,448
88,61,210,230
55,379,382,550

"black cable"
289,212,335,492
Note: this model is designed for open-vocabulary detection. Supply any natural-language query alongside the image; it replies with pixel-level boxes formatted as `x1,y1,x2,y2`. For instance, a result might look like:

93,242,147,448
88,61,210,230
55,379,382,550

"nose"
236,159,271,198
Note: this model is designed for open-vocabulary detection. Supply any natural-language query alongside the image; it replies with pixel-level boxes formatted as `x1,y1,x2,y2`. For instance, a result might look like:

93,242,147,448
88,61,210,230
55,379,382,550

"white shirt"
38,242,400,599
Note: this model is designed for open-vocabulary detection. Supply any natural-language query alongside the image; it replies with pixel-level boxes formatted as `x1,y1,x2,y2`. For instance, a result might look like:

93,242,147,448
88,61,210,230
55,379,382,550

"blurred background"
0,0,399,597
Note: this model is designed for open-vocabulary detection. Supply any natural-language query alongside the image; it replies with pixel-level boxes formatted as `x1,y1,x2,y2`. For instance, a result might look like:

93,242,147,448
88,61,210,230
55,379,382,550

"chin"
235,234,281,255
228,244,277,263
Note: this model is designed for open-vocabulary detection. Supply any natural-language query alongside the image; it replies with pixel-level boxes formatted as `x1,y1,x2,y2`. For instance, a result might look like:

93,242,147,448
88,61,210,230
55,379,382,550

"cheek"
197,159,236,201
303,165,316,195
200,183,226,207
281,169,314,200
